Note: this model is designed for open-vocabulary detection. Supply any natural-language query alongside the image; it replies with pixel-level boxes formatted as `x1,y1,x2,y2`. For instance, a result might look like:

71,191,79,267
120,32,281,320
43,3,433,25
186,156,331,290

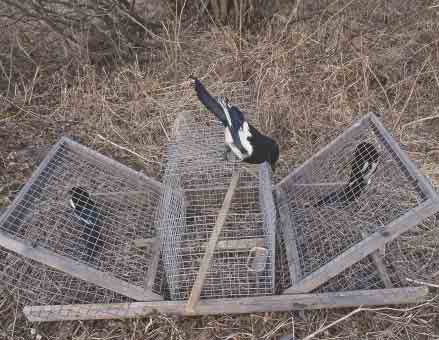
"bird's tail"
189,76,228,126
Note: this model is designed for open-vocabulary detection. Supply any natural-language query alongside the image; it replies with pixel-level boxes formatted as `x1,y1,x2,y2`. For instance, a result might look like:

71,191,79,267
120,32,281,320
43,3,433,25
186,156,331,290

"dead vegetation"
1,0,439,338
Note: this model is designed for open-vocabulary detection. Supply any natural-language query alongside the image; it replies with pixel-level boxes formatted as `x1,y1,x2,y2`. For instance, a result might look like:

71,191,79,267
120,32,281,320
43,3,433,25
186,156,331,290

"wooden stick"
185,171,240,313
133,237,264,250
145,241,161,292
284,198,439,294
275,188,302,284
23,287,429,322
287,182,347,187
217,238,264,250
360,231,393,288
0,230,162,301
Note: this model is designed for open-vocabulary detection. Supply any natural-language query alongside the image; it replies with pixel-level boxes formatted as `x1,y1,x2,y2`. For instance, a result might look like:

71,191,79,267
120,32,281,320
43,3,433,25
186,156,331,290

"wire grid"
0,247,129,306
0,137,165,301
276,114,432,289
306,213,439,293
156,108,276,300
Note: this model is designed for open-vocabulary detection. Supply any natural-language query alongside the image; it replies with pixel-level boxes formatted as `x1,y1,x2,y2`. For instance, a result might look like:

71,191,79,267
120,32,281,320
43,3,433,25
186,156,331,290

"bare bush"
0,0,164,62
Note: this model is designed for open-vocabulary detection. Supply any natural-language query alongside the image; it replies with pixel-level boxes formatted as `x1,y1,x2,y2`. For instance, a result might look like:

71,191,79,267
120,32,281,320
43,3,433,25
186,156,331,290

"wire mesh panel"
156,110,276,301
0,137,165,301
275,113,439,291
0,246,130,306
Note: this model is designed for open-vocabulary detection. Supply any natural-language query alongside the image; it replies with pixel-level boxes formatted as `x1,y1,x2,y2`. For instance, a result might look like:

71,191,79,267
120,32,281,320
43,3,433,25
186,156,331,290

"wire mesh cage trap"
0,137,165,305
275,113,439,294
2,82,439,322
156,108,276,301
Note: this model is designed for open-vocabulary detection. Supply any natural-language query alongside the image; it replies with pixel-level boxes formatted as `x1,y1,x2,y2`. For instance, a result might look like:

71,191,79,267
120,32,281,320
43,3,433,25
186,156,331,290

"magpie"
190,76,280,172
314,142,380,207
69,187,103,263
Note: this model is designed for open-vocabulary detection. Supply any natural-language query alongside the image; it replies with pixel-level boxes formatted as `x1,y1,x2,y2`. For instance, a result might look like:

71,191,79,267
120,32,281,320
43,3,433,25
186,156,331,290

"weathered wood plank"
371,251,393,289
133,237,264,250
370,114,439,201
0,230,162,301
132,238,157,248
145,241,161,295
23,287,429,322
284,198,439,294
217,238,264,250
275,188,302,285
360,231,393,289
185,171,240,313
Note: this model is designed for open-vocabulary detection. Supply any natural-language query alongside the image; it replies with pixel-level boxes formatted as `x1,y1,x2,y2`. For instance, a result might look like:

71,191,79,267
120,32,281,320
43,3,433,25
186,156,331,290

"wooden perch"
23,287,429,322
134,237,264,250
185,170,241,313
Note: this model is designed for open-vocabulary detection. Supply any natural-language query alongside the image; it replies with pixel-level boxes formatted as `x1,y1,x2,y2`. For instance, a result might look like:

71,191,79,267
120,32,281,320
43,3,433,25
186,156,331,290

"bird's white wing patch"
361,161,369,174
239,122,253,156
224,128,244,160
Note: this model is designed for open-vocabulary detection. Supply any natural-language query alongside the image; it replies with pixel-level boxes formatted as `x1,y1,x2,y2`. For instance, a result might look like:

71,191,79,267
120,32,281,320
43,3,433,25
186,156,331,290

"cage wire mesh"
0,246,129,306
275,113,438,291
308,212,439,294
156,106,276,300
0,137,166,304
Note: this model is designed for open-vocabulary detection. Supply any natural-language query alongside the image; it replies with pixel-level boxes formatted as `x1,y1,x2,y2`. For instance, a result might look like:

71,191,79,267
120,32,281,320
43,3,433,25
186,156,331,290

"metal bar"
23,287,429,322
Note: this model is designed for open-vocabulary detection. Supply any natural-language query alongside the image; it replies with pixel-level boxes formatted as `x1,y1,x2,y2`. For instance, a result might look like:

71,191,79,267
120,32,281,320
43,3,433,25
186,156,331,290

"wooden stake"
360,231,393,288
185,171,240,313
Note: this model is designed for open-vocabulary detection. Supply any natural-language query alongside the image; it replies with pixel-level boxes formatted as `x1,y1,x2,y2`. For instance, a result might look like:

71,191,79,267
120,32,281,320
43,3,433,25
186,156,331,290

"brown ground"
1,0,439,339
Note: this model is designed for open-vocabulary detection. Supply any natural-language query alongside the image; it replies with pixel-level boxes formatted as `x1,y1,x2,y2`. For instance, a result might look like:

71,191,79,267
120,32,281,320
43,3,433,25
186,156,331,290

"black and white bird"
69,187,103,263
190,76,280,172
314,142,380,207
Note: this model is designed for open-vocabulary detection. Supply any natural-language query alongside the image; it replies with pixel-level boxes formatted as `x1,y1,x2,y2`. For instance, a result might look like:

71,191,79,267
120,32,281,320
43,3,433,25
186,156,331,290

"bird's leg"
223,145,231,161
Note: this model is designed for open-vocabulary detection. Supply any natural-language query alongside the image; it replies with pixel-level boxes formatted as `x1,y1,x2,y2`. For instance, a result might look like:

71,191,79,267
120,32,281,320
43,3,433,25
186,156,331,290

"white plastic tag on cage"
247,246,268,272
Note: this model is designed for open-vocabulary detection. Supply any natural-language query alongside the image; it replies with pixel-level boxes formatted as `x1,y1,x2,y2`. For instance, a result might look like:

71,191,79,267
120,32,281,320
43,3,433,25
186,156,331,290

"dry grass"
1,0,439,338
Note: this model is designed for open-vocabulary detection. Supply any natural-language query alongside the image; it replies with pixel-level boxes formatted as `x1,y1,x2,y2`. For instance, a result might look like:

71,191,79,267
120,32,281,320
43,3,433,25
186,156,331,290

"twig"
303,299,435,340
303,307,364,340
406,278,439,288
393,56,431,130
96,134,160,164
